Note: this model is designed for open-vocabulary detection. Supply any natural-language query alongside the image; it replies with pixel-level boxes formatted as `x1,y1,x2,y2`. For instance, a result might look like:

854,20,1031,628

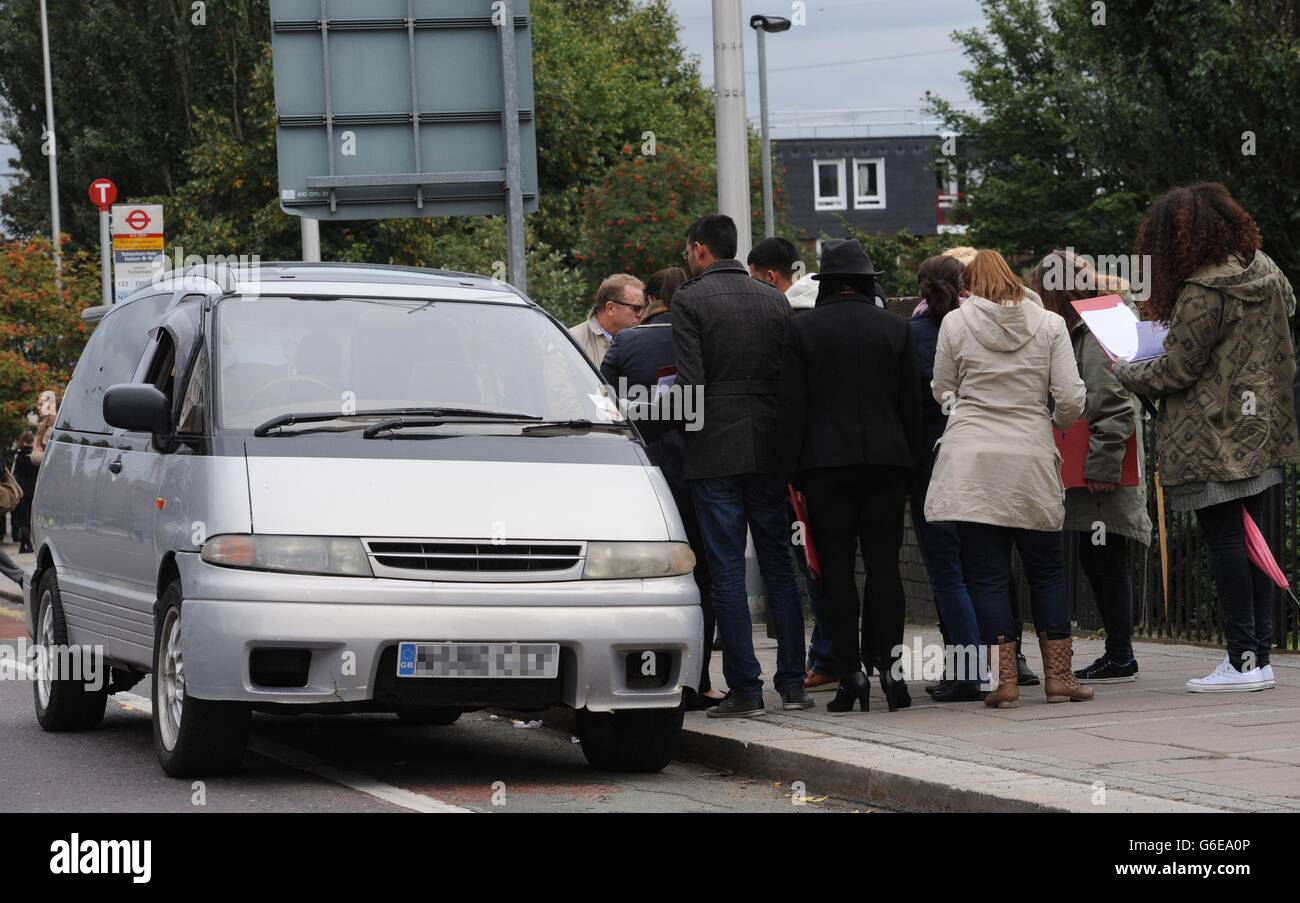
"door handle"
108,456,123,475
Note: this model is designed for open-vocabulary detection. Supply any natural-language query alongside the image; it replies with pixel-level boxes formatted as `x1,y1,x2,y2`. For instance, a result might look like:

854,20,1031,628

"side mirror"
103,384,171,434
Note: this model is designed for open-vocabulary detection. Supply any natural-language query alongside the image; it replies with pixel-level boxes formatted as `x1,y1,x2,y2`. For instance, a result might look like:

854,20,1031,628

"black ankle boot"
876,667,911,712
827,671,870,713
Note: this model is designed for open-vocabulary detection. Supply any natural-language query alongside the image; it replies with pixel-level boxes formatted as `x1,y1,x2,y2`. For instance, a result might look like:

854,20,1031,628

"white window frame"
813,159,847,211
853,157,886,209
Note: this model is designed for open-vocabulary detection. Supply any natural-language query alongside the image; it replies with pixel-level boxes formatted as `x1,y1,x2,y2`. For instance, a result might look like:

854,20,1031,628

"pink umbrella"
1243,505,1300,612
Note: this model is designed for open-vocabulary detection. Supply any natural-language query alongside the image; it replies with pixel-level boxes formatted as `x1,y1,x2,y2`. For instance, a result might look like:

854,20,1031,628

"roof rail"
180,263,240,293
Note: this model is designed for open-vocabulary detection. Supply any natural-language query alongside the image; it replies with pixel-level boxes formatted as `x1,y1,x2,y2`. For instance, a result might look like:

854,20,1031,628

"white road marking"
2,659,470,814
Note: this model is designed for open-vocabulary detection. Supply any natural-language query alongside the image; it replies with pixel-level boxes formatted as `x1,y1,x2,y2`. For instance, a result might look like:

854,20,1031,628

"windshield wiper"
254,407,539,437
362,409,544,439
519,419,635,437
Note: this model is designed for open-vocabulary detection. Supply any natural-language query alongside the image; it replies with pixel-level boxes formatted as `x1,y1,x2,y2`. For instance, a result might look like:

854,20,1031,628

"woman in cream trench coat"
923,250,1089,709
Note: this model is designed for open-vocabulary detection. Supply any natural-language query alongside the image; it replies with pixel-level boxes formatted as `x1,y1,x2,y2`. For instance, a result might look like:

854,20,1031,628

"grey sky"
668,0,984,135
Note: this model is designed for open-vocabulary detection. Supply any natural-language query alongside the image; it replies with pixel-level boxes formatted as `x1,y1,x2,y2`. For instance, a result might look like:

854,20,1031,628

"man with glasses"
567,273,646,366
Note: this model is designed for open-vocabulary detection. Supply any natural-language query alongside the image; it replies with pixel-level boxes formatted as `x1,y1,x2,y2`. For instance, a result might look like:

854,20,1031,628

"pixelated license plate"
396,642,559,679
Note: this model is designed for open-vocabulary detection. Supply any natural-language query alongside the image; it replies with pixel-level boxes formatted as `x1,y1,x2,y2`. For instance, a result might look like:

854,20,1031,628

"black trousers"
801,465,908,675
671,484,715,694
1196,490,1275,670
1076,532,1135,662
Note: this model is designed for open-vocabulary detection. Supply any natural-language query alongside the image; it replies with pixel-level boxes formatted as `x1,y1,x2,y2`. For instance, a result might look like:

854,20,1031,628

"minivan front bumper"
176,555,702,712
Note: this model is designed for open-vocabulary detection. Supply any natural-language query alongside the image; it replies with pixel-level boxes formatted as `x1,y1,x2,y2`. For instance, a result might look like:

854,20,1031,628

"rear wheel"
576,706,683,773
32,570,108,731
395,706,462,726
152,582,251,778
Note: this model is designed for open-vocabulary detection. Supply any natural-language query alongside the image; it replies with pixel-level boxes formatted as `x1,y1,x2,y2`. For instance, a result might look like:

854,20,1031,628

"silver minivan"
27,263,701,777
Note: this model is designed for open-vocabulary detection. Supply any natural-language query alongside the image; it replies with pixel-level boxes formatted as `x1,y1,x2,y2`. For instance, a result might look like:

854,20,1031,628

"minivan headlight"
200,535,373,577
582,541,696,580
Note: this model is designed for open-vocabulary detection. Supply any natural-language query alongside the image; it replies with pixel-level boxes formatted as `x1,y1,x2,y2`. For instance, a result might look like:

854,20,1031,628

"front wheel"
32,570,108,731
575,706,683,773
152,582,251,778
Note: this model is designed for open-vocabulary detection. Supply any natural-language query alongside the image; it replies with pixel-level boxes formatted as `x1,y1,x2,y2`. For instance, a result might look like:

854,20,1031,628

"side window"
57,294,172,434
175,345,208,434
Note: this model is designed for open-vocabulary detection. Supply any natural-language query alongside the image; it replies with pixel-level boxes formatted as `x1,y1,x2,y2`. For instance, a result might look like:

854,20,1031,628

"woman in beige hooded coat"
924,250,1090,708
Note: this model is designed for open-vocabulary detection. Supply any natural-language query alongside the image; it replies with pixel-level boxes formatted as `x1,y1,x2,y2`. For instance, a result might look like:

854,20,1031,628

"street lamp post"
750,14,791,240
39,0,62,288
711,0,752,263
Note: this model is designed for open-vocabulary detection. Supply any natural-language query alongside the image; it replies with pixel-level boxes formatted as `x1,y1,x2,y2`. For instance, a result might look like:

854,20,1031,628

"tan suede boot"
1040,635,1095,703
983,636,1020,709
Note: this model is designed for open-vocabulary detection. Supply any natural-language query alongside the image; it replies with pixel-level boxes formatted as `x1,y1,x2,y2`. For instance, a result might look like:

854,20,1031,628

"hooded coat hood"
786,272,819,310
959,295,1050,353
1187,252,1296,313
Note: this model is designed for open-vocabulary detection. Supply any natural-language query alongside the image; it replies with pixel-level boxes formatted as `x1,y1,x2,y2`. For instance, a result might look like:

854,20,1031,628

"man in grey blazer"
672,214,811,717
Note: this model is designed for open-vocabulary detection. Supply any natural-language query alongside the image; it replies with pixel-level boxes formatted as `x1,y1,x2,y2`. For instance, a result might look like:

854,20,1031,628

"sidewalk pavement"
666,626,1300,813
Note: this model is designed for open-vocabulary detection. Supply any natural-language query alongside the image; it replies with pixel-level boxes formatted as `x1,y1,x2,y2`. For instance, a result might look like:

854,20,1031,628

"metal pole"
756,27,774,239
497,0,527,293
711,0,752,262
98,210,111,305
301,217,321,262
39,0,61,288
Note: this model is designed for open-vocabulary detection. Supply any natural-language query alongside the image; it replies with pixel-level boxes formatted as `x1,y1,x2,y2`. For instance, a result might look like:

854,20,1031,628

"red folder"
1054,420,1140,488
787,486,821,579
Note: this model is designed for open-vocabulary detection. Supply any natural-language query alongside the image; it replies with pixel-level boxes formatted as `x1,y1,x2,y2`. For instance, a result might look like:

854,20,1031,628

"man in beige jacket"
568,274,646,367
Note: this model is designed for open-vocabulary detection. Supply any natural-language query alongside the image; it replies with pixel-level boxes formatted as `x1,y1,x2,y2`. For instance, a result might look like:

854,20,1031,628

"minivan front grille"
364,539,584,581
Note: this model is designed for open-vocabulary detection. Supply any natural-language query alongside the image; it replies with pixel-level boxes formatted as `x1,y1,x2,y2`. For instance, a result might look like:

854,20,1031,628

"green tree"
0,0,269,247
0,238,97,451
927,0,1300,286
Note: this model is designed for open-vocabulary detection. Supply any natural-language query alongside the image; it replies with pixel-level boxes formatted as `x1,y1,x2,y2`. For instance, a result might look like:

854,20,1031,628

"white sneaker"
1260,665,1276,689
1186,656,1267,693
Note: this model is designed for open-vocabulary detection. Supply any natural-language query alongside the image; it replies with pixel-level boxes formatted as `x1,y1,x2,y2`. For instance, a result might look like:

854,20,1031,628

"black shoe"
706,693,766,718
781,687,815,710
18,545,32,555
827,671,870,713
1016,653,1041,686
685,690,726,711
877,670,911,712
925,679,956,697
1074,656,1139,684
930,680,983,703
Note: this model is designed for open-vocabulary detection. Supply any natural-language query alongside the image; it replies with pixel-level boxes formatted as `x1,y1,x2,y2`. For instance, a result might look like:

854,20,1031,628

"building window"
853,158,886,209
814,159,846,211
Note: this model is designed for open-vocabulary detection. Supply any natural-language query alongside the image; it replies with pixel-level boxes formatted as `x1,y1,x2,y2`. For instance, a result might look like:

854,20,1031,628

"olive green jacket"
1063,307,1152,544
1115,251,1300,487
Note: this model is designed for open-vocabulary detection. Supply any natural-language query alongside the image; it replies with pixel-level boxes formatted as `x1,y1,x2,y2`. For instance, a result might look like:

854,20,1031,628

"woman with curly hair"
1115,183,1300,693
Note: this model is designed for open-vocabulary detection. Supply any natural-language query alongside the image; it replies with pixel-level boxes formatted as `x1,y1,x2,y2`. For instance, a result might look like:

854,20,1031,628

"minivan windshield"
215,295,609,431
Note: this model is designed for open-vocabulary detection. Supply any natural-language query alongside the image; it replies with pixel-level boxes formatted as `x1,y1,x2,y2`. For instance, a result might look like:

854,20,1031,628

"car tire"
575,706,683,773
395,707,462,726
152,581,251,778
32,570,108,732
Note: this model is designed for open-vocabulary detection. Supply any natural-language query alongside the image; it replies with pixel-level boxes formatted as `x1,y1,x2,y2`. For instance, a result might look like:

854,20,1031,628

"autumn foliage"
0,238,96,452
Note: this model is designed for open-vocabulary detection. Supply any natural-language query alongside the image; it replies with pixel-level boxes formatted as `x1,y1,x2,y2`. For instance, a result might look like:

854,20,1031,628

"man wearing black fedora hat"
776,239,925,713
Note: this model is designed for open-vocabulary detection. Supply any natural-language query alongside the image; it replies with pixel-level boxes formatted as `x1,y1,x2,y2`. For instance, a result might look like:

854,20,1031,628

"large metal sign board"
269,0,539,222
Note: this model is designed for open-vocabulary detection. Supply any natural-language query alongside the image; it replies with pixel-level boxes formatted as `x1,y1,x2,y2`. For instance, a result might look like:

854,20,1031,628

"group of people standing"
572,180,1298,716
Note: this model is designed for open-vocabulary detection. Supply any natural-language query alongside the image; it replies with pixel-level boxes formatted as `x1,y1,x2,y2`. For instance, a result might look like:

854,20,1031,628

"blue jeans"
910,483,981,683
691,474,807,696
955,523,1071,646
791,528,836,675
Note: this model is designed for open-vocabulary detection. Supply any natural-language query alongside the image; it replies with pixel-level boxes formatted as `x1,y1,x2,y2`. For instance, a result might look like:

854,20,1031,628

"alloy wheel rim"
158,609,184,751
35,591,53,709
